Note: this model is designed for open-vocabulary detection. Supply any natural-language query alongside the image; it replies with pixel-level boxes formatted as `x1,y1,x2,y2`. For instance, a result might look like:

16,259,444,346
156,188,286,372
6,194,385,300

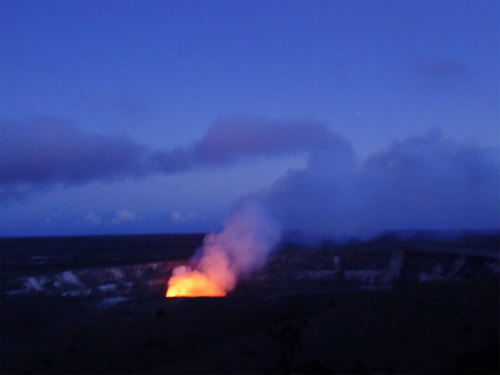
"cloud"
2,115,499,238
84,212,102,226
0,116,148,186
259,128,500,238
170,210,194,223
193,116,347,162
150,115,347,172
1,115,341,199
413,57,468,86
111,209,136,224
84,210,136,226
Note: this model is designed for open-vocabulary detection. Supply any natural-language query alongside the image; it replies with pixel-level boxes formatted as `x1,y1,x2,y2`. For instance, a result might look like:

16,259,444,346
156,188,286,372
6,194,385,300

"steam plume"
166,200,281,297
261,129,500,239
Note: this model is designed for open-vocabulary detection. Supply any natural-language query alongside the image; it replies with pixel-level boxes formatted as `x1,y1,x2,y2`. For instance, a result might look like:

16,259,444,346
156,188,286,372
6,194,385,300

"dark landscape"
1,232,498,374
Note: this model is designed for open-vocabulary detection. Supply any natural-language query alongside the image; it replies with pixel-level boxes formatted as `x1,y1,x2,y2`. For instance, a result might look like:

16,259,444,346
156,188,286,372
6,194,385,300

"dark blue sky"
1,1,499,237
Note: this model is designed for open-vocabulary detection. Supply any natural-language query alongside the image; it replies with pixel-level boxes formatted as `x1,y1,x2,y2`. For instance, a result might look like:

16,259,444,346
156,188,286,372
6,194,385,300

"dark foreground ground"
1,233,499,374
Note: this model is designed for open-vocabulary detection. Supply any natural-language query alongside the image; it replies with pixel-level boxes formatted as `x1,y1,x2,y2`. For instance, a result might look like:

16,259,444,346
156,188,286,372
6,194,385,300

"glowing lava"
165,266,227,297
165,201,281,298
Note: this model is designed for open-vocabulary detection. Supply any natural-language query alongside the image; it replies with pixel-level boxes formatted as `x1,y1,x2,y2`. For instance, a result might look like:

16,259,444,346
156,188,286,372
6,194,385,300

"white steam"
166,200,281,296
261,129,500,239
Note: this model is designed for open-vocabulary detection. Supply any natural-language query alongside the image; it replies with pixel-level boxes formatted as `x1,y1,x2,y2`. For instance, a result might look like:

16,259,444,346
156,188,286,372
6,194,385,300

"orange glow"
165,265,229,297
165,248,236,297
165,201,279,298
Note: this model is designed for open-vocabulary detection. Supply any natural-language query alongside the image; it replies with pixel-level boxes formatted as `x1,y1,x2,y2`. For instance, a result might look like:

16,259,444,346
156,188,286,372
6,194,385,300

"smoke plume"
261,129,500,239
166,200,281,296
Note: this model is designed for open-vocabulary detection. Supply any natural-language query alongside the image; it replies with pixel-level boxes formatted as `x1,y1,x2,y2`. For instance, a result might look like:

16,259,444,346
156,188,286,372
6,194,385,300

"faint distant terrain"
1,232,497,301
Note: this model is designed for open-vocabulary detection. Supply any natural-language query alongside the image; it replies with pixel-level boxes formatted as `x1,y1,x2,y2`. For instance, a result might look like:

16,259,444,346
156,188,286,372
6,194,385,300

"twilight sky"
1,0,499,237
